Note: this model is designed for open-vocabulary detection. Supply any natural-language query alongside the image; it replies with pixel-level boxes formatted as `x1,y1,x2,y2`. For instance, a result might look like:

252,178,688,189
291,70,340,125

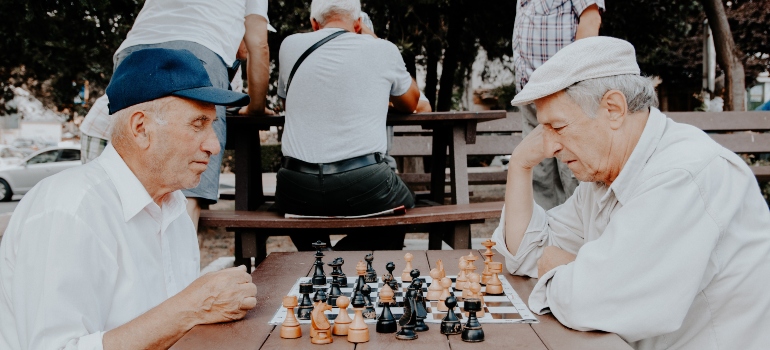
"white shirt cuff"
528,265,564,315
72,331,105,350
491,203,550,277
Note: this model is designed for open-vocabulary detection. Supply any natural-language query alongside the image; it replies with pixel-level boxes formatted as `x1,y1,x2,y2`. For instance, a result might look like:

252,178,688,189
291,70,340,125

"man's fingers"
240,297,257,310
239,282,257,297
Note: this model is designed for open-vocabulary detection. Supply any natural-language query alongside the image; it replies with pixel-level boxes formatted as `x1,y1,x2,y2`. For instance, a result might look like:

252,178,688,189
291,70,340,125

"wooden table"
172,250,632,350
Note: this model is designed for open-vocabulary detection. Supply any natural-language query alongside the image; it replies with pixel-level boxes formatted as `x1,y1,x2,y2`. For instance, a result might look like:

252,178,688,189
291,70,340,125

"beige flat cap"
511,36,640,106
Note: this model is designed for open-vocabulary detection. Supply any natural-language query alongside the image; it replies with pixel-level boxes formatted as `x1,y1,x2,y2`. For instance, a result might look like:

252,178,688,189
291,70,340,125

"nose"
202,124,221,156
542,127,563,157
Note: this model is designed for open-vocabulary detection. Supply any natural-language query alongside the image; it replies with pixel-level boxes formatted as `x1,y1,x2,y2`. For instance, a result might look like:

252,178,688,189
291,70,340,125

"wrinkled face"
146,98,220,191
534,91,615,184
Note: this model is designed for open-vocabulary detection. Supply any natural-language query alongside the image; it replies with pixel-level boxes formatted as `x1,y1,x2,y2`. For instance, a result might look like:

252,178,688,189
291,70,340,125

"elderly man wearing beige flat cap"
491,36,770,350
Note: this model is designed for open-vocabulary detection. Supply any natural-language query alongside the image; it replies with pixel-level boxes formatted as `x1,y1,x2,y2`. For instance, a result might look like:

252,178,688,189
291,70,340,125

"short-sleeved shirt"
116,0,269,66
512,0,605,90
277,28,413,164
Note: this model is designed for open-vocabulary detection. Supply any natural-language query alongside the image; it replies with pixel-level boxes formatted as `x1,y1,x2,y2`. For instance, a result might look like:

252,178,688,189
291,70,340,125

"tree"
702,0,746,111
0,0,142,117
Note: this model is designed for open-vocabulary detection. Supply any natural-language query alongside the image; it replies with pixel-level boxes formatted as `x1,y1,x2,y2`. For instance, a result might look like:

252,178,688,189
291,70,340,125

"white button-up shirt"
0,144,200,350
492,108,770,350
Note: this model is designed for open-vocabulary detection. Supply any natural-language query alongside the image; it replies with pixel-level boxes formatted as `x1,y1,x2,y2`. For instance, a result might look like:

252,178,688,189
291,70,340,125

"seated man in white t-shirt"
274,0,421,251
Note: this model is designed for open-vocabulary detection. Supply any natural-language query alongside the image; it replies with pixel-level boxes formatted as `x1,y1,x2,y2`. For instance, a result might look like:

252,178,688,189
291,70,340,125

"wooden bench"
391,111,770,185
200,201,504,270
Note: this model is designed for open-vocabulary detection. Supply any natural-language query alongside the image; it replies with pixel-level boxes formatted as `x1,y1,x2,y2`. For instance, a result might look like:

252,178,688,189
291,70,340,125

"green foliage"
0,0,142,115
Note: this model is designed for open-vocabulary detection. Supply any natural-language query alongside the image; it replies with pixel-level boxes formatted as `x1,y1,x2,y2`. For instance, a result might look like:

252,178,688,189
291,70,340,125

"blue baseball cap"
106,48,250,114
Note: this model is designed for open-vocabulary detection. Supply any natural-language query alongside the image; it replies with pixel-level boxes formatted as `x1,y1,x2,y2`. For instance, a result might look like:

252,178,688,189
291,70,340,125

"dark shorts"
275,161,415,251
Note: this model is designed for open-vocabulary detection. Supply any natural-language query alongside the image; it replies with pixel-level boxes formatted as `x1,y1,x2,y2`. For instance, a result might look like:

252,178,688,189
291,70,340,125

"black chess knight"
364,253,377,283
396,289,419,340
411,280,429,332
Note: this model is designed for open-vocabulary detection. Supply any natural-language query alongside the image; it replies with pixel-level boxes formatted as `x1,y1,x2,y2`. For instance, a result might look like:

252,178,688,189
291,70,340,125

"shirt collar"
597,107,666,208
96,144,187,222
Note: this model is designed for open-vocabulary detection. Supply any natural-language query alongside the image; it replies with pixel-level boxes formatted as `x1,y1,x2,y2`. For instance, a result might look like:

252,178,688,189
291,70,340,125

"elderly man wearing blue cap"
492,37,770,349
0,49,257,350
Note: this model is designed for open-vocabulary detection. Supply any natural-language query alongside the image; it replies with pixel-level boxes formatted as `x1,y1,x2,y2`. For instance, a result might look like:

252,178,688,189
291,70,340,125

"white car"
0,146,81,201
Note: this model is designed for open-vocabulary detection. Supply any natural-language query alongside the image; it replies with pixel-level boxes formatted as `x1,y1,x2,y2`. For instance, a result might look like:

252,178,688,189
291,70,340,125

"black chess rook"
461,298,485,342
297,282,314,320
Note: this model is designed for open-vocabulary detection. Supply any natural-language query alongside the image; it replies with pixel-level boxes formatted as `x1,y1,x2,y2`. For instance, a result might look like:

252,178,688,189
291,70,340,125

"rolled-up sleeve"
572,0,606,14
491,184,587,278
10,210,117,350
528,170,721,342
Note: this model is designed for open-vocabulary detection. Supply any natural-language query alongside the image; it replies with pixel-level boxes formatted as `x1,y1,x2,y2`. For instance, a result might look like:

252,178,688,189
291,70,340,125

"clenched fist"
510,124,550,171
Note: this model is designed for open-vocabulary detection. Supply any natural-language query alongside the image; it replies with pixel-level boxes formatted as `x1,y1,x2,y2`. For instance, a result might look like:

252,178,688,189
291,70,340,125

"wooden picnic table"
224,110,507,210
172,250,632,350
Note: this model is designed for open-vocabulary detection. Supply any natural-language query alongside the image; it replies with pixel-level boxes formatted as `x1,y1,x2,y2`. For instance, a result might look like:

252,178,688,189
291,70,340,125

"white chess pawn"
426,268,443,301
402,253,413,282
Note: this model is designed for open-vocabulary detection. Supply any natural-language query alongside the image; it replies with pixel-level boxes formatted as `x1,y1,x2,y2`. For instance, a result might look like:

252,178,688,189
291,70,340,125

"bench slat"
199,201,504,229
390,135,522,156
668,112,770,132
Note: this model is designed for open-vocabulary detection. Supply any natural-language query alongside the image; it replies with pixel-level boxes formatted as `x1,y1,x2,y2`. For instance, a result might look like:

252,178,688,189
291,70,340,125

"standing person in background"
512,0,603,209
79,0,272,230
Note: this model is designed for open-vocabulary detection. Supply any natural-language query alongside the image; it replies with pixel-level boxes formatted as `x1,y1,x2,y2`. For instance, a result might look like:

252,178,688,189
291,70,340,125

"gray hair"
110,98,170,147
310,0,361,26
564,74,659,118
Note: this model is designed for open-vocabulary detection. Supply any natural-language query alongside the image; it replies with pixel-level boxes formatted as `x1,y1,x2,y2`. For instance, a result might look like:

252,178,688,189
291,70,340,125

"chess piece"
281,295,302,339
385,261,400,290
411,280,429,332
313,287,328,305
485,261,504,295
465,277,485,318
347,289,370,343
311,241,327,286
440,295,462,335
437,277,452,311
395,289,419,340
297,282,314,320
461,298,485,342
376,285,397,333
353,260,367,294
426,268,443,301
378,280,395,306
481,240,496,285
364,253,377,283
310,299,333,344
402,253,413,282
455,258,468,291
335,257,348,286
327,264,342,307
462,273,479,299
437,259,446,279
332,296,352,336
361,284,377,319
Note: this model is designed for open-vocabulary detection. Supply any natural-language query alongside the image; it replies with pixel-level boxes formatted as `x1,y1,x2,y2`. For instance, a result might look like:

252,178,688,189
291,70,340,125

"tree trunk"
701,0,746,111
423,11,441,111
436,0,465,111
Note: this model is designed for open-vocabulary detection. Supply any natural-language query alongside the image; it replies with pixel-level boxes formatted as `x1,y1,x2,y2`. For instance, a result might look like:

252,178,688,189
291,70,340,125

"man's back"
277,28,413,163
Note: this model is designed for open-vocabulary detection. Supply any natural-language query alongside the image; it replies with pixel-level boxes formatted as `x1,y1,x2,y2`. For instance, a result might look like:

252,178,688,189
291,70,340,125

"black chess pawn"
327,268,342,307
297,282,314,320
311,241,327,286
313,287,328,304
411,280,429,332
440,295,462,335
364,253,377,283
361,284,377,319
461,298,485,342
376,296,397,333
409,269,421,288
395,289,419,340
385,262,399,288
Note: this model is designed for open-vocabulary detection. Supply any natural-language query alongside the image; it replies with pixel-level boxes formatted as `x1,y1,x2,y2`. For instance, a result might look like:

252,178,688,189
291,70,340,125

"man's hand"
510,124,550,170
537,246,577,278
179,265,257,325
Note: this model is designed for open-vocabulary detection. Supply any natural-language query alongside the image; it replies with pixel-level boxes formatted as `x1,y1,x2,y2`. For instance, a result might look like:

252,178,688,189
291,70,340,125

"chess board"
268,276,538,325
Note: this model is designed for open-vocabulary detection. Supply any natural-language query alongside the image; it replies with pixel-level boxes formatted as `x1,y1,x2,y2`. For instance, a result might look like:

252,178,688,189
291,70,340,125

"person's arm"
239,14,270,115
390,79,420,113
529,170,721,342
490,124,585,277
574,3,602,40
103,266,256,349
416,92,432,113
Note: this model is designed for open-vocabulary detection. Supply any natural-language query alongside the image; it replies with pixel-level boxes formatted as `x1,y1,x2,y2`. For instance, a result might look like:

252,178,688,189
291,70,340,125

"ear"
354,17,362,34
600,90,628,130
311,18,321,31
129,110,152,150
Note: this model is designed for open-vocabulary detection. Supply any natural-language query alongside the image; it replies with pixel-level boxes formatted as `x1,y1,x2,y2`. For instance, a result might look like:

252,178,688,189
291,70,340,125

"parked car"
0,146,81,201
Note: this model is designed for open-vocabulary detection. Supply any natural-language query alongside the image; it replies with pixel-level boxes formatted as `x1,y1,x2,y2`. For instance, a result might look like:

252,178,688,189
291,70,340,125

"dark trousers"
275,161,415,251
